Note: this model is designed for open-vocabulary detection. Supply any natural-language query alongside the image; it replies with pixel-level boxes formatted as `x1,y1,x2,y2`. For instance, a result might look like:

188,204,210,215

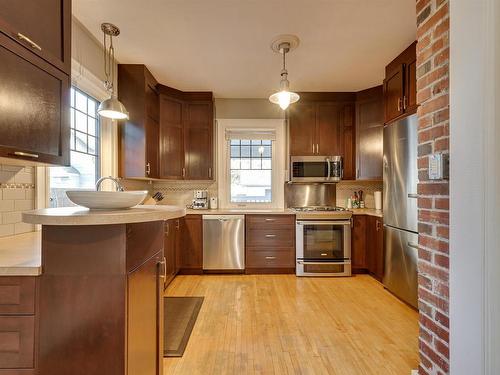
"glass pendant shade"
97,95,129,120
269,78,300,110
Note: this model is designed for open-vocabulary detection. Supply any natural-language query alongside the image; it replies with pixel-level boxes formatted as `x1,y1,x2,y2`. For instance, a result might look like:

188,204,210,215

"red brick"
419,364,431,375
435,198,449,210
433,17,450,39
419,260,449,283
436,226,449,239
419,234,449,253
419,274,433,290
419,124,446,143
435,282,450,299
419,115,433,129
420,312,450,342
418,156,429,169
432,77,449,96
434,253,449,268
434,137,449,151
418,197,432,209
418,94,449,116
420,326,434,344
417,34,432,53
417,65,449,91
417,2,449,39
419,222,433,235
434,338,450,359
419,35,447,63
419,248,432,262
434,47,450,67
418,183,449,196
419,339,449,373
419,300,434,318
417,87,432,104
432,108,449,125
416,0,431,15
435,310,449,328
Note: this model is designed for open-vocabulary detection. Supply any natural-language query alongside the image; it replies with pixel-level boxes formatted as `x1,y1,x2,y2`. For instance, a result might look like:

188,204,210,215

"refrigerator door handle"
407,193,418,199
407,242,419,249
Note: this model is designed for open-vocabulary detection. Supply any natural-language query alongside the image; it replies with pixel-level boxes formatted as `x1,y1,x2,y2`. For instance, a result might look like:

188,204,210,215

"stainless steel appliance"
383,114,419,308
203,215,245,270
292,206,352,277
192,190,209,210
290,156,343,183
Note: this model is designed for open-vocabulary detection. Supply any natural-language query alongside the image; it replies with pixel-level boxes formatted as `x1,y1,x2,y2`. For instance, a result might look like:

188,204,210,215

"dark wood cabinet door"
351,215,367,269
175,218,183,274
383,65,404,124
317,103,341,156
288,102,316,156
373,217,384,281
356,86,384,180
0,34,70,165
0,316,35,369
163,220,176,287
340,104,356,180
159,95,184,179
405,57,417,113
184,102,213,180
0,0,71,74
180,215,203,271
127,251,163,375
146,117,160,179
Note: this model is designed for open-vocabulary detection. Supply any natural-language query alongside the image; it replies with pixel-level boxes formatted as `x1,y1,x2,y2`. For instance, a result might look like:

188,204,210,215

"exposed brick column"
415,0,450,374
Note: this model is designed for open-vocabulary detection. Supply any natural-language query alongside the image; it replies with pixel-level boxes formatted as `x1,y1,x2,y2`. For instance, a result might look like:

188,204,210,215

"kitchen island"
0,205,185,375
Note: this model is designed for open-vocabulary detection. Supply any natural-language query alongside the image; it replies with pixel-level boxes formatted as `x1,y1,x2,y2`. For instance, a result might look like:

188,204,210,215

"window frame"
217,119,286,209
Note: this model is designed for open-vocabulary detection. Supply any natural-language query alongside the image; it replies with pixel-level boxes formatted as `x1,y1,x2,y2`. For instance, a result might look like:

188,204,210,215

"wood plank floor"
163,274,418,375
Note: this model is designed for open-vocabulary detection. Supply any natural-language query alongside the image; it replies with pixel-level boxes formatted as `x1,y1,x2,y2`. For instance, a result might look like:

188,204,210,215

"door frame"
450,0,500,373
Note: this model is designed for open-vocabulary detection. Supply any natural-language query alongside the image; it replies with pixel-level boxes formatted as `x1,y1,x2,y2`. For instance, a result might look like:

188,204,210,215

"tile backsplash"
0,164,36,237
336,180,383,209
152,180,217,207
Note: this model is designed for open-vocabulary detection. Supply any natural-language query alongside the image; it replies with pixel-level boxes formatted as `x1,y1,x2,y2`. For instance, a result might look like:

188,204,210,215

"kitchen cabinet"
366,216,384,281
383,42,417,124
0,276,38,372
159,87,214,181
356,86,384,180
179,214,203,273
118,64,160,179
0,0,71,74
0,1,71,166
351,215,367,271
288,93,356,180
245,215,296,273
163,220,177,287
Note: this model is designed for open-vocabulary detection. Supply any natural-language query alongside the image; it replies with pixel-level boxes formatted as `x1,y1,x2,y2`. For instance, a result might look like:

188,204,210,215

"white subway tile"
1,165,23,173
2,188,26,200
14,222,34,235
0,224,15,237
0,200,14,212
25,189,34,200
2,211,22,224
0,170,16,184
14,172,34,184
14,200,34,211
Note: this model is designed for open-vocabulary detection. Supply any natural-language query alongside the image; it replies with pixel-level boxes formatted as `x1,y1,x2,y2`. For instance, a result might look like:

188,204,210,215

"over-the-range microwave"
290,156,343,183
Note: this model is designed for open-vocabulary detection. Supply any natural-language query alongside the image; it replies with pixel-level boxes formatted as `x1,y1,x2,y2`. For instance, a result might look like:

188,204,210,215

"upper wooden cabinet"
288,93,356,180
356,86,384,180
0,0,71,74
383,41,417,124
0,2,71,166
118,64,160,179
159,86,214,181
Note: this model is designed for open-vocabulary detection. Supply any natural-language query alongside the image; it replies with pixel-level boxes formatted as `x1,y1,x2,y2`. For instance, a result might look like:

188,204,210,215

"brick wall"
415,0,450,374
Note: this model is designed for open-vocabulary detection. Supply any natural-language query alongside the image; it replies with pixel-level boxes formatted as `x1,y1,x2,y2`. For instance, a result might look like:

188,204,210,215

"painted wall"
215,98,285,119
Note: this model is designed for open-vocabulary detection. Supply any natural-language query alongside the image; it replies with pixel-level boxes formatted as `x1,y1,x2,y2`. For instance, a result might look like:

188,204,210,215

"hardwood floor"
163,275,418,375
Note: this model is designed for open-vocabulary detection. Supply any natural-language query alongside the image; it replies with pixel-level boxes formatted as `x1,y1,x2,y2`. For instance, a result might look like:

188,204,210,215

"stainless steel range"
291,206,352,277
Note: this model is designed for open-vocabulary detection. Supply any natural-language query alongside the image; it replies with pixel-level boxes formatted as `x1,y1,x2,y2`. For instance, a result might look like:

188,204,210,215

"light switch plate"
428,153,449,180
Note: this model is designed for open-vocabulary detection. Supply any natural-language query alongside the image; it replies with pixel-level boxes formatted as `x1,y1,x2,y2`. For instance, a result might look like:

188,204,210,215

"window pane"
88,136,97,155
262,146,271,157
262,140,272,145
88,117,97,136
240,159,251,169
262,159,272,170
240,146,251,157
70,129,75,149
230,158,240,169
75,131,87,153
230,140,240,146
70,108,75,128
241,140,251,145
230,146,240,157
75,111,87,133
70,87,75,107
251,159,261,169
231,170,272,203
88,98,97,117
75,90,87,113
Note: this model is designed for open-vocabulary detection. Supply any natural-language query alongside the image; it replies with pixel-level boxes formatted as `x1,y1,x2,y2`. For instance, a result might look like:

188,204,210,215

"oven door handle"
296,220,352,226
297,260,351,265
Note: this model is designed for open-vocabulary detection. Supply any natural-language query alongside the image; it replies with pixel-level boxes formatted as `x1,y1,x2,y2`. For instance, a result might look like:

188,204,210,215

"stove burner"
292,206,347,212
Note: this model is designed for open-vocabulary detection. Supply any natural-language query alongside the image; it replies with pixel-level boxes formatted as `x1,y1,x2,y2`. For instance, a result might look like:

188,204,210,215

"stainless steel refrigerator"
383,114,419,308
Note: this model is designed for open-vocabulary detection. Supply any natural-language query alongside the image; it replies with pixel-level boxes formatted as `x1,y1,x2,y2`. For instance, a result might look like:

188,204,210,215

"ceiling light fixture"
269,35,300,110
97,23,129,120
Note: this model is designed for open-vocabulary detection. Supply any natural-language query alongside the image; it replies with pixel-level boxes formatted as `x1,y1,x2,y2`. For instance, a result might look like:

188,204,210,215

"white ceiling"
73,0,416,98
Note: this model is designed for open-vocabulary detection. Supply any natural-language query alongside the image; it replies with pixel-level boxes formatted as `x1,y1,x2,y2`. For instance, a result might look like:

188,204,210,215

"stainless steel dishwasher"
203,215,245,270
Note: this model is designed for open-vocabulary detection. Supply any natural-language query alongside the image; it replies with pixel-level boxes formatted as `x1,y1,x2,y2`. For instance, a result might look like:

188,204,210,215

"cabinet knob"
208,167,212,179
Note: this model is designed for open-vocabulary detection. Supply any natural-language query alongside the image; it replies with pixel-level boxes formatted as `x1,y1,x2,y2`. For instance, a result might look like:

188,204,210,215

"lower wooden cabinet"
178,215,203,273
245,215,296,273
0,276,38,373
351,215,384,280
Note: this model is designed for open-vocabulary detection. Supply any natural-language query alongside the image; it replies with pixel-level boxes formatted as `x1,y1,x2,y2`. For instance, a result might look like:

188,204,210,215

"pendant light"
97,23,129,120
269,36,300,110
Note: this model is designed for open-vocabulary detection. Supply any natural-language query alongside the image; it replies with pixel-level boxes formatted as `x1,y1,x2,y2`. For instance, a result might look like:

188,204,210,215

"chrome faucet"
95,176,124,192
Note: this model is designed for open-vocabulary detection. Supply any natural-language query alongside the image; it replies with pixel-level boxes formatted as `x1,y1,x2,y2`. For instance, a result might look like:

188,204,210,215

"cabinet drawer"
246,215,295,229
0,277,36,315
0,315,35,369
246,250,295,268
246,229,294,248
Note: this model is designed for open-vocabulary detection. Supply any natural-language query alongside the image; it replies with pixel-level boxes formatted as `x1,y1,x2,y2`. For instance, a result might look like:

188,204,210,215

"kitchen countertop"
0,231,41,276
350,208,383,218
186,208,293,215
23,205,186,226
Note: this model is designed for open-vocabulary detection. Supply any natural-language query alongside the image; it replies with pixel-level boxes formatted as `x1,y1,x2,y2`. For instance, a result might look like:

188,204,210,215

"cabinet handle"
17,33,42,51
265,234,276,238
12,151,39,159
264,218,275,222
397,98,402,112
312,143,315,154
208,167,212,179
159,257,166,279
403,96,408,110
165,222,169,236
182,168,186,178
146,162,151,176
265,256,276,260
321,253,328,256
175,219,180,230
316,144,319,154
376,220,381,231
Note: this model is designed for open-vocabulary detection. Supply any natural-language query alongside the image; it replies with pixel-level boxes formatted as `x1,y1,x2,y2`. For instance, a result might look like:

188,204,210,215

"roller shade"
225,129,276,141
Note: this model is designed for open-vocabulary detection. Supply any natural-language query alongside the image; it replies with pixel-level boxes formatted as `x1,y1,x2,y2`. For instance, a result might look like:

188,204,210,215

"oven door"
291,156,335,183
296,220,352,276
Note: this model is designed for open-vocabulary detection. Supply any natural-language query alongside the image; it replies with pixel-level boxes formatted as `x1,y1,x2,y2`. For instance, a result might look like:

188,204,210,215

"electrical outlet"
428,153,449,180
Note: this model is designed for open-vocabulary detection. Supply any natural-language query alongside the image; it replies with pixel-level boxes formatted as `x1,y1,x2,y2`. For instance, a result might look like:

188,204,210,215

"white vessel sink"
66,190,148,210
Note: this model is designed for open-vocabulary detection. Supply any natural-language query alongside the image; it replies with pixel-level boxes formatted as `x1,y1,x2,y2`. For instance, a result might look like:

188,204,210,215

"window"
49,87,100,207
230,139,272,203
